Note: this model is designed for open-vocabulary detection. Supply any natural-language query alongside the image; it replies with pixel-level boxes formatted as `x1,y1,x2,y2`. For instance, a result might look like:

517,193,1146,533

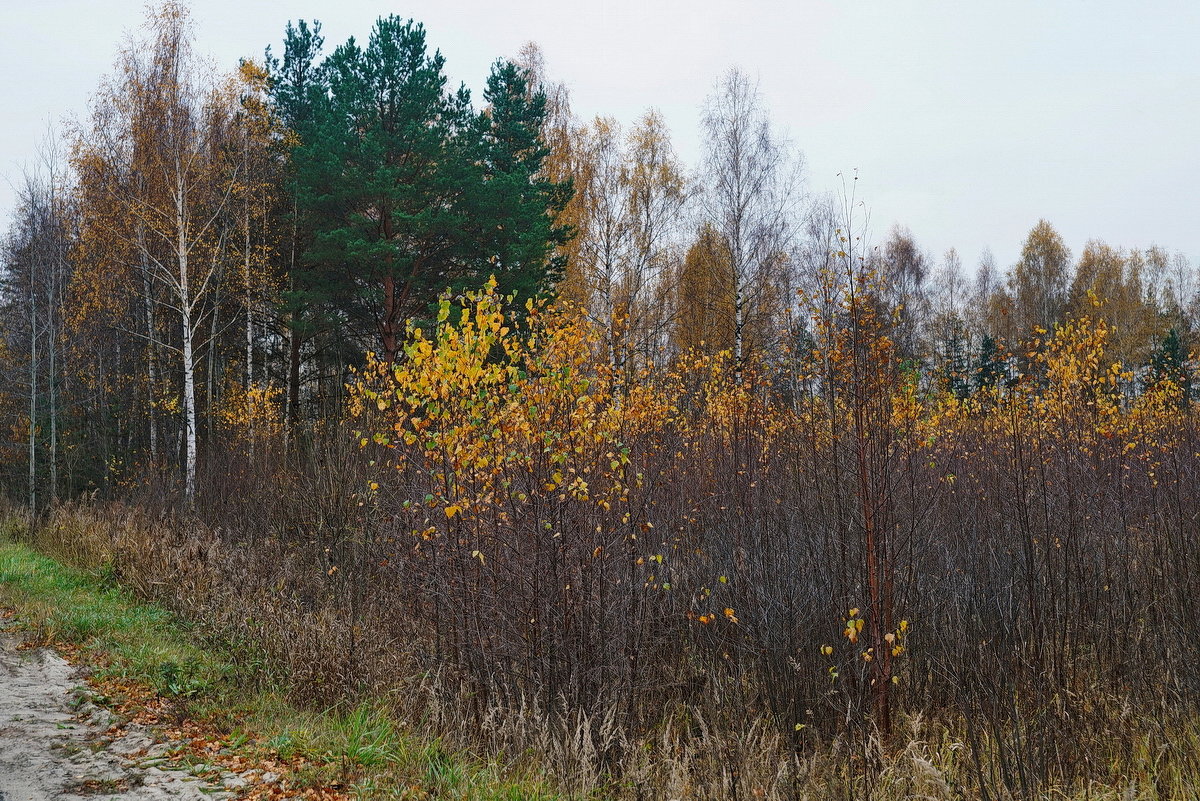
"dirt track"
0,633,233,801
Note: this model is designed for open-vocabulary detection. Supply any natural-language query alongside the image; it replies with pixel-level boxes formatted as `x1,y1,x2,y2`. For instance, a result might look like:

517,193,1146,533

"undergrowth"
11,504,1200,800
0,524,559,800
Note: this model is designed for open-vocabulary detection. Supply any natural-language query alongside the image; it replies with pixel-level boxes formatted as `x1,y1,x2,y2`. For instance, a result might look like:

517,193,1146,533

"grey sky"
3,0,1197,274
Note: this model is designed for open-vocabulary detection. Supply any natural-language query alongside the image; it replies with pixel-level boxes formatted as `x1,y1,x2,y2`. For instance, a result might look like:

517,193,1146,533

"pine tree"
939,322,971,400
465,60,571,305
1148,327,1191,407
296,16,472,364
267,19,325,422
974,334,1007,395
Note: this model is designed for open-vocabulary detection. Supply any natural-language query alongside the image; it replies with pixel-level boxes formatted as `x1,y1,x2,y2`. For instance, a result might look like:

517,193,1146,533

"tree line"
3,3,1195,508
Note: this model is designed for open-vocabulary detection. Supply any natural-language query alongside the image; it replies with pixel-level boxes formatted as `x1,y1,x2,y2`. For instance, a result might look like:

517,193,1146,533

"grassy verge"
0,532,559,800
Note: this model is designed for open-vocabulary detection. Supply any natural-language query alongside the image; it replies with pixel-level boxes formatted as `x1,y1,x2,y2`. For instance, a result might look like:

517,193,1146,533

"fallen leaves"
25,627,351,800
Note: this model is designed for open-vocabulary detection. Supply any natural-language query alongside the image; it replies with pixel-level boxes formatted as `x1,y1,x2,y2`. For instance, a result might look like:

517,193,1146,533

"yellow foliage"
349,277,674,532
215,380,284,443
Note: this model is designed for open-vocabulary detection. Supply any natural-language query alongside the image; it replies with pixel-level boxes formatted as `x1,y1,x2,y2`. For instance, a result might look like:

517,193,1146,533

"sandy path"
0,633,234,801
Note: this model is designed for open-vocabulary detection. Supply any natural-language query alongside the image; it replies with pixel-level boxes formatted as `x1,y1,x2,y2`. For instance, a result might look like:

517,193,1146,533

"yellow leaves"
843,610,864,644
566,476,590,500
347,279,680,569
723,607,739,624
213,380,283,444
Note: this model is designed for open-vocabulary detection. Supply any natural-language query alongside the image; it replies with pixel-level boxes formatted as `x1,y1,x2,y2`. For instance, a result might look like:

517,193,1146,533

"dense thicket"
3,2,1200,799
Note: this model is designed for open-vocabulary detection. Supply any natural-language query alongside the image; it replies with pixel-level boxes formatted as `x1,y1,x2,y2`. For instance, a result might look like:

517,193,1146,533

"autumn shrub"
341,278,1200,796
24,279,1200,799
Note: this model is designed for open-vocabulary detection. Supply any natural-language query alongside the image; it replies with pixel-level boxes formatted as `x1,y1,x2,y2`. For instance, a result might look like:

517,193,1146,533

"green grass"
0,536,561,800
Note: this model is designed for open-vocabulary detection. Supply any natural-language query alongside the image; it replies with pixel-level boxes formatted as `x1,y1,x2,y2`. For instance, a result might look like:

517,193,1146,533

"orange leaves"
690,605,737,627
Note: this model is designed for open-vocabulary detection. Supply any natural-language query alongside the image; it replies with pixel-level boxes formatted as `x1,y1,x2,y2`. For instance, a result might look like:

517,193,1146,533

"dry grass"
9,498,1200,800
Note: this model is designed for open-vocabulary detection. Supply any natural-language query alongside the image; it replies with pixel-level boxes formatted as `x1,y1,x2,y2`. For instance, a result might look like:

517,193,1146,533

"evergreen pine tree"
296,16,473,363
940,324,971,400
1149,327,1192,408
464,60,571,305
974,334,1007,395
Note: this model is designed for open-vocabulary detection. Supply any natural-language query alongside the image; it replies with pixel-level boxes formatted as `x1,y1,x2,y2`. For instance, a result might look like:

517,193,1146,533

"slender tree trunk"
601,256,618,385
244,238,253,378
731,206,745,382
244,150,255,391
138,222,160,463
176,174,197,504
381,275,398,364
48,274,57,504
244,201,255,457
733,284,744,371
182,303,197,503
206,275,221,461
378,218,409,365
47,206,60,504
28,281,37,513
286,205,301,427
288,321,302,425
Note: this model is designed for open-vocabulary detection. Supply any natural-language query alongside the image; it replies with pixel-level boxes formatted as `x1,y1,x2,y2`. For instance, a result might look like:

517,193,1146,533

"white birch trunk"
244,201,255,457
176,169,197,504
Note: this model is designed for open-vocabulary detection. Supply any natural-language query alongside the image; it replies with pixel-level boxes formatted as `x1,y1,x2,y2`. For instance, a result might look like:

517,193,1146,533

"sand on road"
0,632,233,801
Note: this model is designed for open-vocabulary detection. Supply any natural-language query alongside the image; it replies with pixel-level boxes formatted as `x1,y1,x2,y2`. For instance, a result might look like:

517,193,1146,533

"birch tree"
576,112,685,383
515,42,590,306
699,68,801,374
74,2,238,503
1009,219,1071,338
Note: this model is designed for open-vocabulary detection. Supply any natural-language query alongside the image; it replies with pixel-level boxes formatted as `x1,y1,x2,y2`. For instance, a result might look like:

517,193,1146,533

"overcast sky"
3,0,1197,273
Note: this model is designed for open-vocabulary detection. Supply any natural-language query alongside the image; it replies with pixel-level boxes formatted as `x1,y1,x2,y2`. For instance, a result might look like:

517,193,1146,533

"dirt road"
0,633,234,801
